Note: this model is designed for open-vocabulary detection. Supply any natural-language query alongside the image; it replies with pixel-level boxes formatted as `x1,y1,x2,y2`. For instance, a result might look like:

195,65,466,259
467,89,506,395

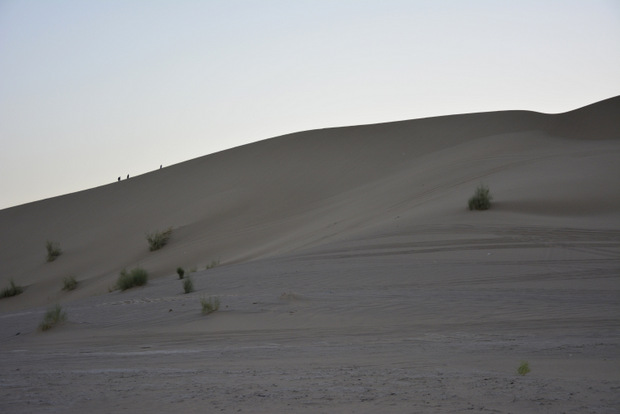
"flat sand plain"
1,97,619,413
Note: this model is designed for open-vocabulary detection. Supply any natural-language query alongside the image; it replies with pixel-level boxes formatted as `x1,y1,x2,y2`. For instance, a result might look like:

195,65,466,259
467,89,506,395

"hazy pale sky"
1,0,619,209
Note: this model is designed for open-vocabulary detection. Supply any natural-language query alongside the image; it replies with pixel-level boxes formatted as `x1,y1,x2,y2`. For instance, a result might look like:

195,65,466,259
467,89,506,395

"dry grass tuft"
39,304,67,331
146,228,172,251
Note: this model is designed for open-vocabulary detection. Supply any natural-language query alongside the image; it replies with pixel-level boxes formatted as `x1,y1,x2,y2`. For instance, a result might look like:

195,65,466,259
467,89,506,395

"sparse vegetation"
189,266,197,273
205,259,220,270
176,267,185,279
146,228,172,251
117,267,149,291
517,361,531,376
201,296,220,315
46,240,62,262
62,275,78,291
183,275,194,294
468,184,492,210
38,304,67,331
1,279,24,298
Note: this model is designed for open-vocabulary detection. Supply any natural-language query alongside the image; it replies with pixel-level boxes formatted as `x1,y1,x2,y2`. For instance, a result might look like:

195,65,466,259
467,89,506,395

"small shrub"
146,228,172,251
117,267,149,291
39,304,67,331
176,267,185,279
201,296,220,315
205,259,220,270
189,266,197,273
62,275,78,291
46,240,62,262
1,279,24,298
468,184,492,210
183,276,194,294
517,361,531,376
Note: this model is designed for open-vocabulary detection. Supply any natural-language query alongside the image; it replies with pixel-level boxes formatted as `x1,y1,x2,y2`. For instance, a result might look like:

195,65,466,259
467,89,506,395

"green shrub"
517,361,531,376
176,267,185,279
117,267,149,291
1,279,24,298
62,275,78,291
39,304,67,331
201,296,220,315
468,184,492,210
183,276,194,294
146,228,172,251
205,259,220,270
46,240,62,262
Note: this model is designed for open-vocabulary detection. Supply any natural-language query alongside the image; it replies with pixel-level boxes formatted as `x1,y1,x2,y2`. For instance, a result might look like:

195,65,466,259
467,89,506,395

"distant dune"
1,96,619,413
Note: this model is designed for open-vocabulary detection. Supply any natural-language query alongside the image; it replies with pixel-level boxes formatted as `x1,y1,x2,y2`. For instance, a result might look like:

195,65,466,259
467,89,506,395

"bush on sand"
117,267,149,291
468,184,492,211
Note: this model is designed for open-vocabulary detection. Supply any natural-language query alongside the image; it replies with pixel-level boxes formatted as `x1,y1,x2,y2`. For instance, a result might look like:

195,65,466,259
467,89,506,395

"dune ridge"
0,96,619,413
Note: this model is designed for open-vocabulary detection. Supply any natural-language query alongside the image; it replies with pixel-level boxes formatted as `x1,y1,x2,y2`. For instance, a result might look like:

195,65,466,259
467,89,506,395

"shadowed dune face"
0,96,619,311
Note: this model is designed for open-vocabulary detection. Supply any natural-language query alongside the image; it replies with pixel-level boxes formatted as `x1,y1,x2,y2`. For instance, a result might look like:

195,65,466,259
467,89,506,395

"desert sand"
1,96,619,413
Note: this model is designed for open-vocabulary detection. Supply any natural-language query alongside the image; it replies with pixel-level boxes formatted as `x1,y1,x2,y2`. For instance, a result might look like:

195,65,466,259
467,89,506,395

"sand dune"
1,96,619,413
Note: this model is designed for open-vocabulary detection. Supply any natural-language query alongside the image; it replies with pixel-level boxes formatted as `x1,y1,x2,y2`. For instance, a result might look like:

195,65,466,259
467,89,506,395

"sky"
1,0,619,209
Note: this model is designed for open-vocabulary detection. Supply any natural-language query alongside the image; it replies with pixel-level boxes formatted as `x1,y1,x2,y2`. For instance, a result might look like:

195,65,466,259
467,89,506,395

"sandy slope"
0,96,619,413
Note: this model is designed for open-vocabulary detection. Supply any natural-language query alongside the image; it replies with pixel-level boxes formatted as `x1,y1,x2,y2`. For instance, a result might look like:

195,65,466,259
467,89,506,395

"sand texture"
1,96,619,413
